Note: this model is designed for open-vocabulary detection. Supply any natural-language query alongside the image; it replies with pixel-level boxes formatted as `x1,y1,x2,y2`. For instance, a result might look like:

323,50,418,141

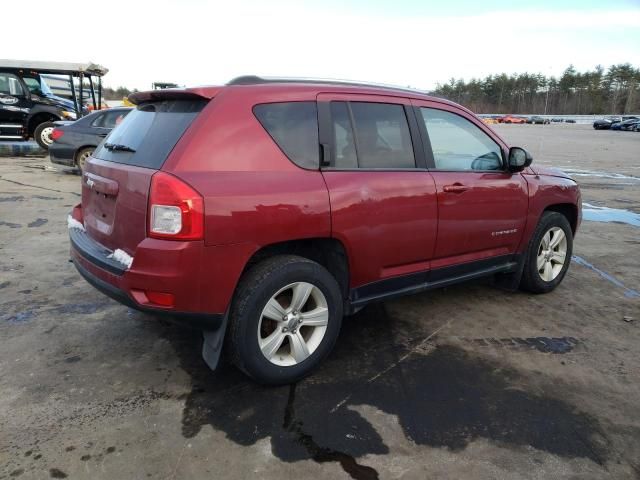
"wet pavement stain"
32,195,63,200
158,304,608,475
0,220,21,228
5,311,36,324
49,468,68,478
283,383,379,480
0,281,9,289
573,255,640,298
463,336,579,353
0,195,24,202
27,218,48,228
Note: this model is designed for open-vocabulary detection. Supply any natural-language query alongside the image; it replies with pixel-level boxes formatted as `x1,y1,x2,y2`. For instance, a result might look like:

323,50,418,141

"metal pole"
79,73,84,117
98,76,102,110
69,74,79,116
88,76,97,111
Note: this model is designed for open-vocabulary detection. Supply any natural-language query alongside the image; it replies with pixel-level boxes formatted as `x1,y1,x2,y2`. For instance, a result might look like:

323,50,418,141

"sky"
3,0,640,91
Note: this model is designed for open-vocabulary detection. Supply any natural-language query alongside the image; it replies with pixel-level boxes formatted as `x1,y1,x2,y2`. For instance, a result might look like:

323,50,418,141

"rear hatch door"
81,93,209,254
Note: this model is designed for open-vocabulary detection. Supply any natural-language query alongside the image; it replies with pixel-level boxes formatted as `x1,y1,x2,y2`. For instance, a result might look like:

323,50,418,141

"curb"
0,141,47,158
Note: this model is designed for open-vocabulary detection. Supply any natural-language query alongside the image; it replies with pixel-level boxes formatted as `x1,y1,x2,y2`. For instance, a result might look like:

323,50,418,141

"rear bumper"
69,226,224,330
49,146,76,167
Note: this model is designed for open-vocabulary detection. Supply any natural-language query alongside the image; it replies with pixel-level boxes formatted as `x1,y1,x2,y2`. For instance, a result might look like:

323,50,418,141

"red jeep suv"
68,76,581,384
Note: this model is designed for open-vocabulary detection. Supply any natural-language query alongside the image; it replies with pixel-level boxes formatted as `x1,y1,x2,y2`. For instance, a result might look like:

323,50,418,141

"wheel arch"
27,112,60,135
543,203,578,233
240,237,350,302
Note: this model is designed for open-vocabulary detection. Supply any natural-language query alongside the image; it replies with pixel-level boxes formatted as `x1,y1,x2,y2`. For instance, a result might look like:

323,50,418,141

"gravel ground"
0,124,639,480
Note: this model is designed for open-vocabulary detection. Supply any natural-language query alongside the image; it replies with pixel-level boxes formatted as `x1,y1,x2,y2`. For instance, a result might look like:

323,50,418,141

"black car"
593,117,622,130
49,108,131,171
527,116,550,125
619,119,640,131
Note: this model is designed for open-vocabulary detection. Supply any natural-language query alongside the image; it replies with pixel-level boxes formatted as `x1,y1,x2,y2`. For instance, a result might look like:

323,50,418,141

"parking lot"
1,124,639,479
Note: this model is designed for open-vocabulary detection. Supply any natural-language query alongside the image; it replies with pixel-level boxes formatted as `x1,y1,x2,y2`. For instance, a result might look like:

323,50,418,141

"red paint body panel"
429,171,529,263
322,171,438,287
70,81,582,320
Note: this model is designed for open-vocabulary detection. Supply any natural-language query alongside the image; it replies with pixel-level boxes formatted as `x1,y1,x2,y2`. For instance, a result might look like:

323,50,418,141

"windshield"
22,76,53,96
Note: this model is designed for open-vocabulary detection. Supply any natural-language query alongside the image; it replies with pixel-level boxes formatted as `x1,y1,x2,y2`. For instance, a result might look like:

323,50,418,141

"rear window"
253,102,319,169
93,99,206,169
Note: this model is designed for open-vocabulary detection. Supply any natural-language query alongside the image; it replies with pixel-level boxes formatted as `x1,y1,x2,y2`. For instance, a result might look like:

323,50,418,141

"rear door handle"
443,183,468,193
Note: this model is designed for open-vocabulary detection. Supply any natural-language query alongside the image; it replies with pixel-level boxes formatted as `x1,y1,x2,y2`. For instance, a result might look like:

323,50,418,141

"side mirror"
508,147,533,172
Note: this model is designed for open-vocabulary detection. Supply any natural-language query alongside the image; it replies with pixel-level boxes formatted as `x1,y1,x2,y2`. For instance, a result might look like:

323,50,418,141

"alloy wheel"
257,282,328,366
536,227,568,282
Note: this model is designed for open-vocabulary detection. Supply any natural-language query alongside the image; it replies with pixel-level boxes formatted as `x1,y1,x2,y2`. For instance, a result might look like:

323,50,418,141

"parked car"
551,118,564,123
611,119,639,131
619,119,640,131
501,115,527,124
49,108,131,171
527,116,550,125
481,116,499,125
564,119,576,124
68,77,582,384
593,117,621,130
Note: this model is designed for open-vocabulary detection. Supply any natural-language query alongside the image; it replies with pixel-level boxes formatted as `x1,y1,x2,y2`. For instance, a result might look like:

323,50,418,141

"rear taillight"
51,128,64,141
148,172,204,241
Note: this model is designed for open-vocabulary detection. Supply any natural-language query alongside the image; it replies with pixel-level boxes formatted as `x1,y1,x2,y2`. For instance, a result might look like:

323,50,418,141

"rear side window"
92,110,129,129
329,102,415,169
253,102,319,169
93,99,206,169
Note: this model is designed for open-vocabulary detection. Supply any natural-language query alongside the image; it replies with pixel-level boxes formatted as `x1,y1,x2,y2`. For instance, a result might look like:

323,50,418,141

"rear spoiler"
128,87,221,105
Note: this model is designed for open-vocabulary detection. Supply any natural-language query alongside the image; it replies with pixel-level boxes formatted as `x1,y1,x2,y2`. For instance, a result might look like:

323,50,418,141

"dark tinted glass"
254,102,319,169
330,102,357,168
350,102,415,169
92,110,130,129
93,99,206,169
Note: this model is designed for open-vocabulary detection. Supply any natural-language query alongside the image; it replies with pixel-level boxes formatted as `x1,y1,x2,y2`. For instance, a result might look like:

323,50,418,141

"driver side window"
421,108,503,171
0,73,26,97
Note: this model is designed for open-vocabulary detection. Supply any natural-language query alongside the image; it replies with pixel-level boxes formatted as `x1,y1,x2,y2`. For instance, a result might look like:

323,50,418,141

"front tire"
34,122,56,150
227,255,343,385
520,212,573,294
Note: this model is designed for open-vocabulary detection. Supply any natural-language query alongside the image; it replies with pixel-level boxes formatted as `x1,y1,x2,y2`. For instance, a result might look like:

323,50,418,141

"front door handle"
443,183,468,193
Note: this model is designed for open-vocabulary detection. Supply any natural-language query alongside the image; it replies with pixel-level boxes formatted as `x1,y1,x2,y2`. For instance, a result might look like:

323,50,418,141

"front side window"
421,108,503,171
329,101,415,169
0,74,25,97
253,102,319,169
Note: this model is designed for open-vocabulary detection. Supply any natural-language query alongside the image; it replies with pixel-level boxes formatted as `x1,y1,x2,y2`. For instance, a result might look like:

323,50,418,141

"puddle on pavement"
582,203,640,227
572,255,640,299
561,168,640,182
158,304,608,479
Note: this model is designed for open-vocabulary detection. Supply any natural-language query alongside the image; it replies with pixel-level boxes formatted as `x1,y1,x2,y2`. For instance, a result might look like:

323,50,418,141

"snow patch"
108,249,134,269
67,215,85,231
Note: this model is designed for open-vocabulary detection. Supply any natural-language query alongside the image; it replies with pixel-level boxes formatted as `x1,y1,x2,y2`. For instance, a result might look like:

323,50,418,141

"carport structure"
0,59,108,116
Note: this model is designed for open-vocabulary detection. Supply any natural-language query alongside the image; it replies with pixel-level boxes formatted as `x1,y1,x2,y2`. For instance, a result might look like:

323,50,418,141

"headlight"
61,110,77,120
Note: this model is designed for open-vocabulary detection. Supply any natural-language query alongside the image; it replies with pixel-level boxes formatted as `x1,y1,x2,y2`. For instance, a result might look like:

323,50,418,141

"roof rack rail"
226,75,430,95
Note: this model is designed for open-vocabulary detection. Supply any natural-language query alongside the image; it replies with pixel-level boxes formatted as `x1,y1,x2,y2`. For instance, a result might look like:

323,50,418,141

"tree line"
432,64,640,115
102,86,138,100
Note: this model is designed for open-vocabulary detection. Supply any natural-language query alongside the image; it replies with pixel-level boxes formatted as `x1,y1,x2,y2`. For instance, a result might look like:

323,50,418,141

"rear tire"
75,147,94,172
520,212,573,294
227,255,343,385
34,122,56,150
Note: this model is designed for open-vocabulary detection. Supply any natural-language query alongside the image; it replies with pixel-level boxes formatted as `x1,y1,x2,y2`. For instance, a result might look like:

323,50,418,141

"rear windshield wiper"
104,143,136,153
